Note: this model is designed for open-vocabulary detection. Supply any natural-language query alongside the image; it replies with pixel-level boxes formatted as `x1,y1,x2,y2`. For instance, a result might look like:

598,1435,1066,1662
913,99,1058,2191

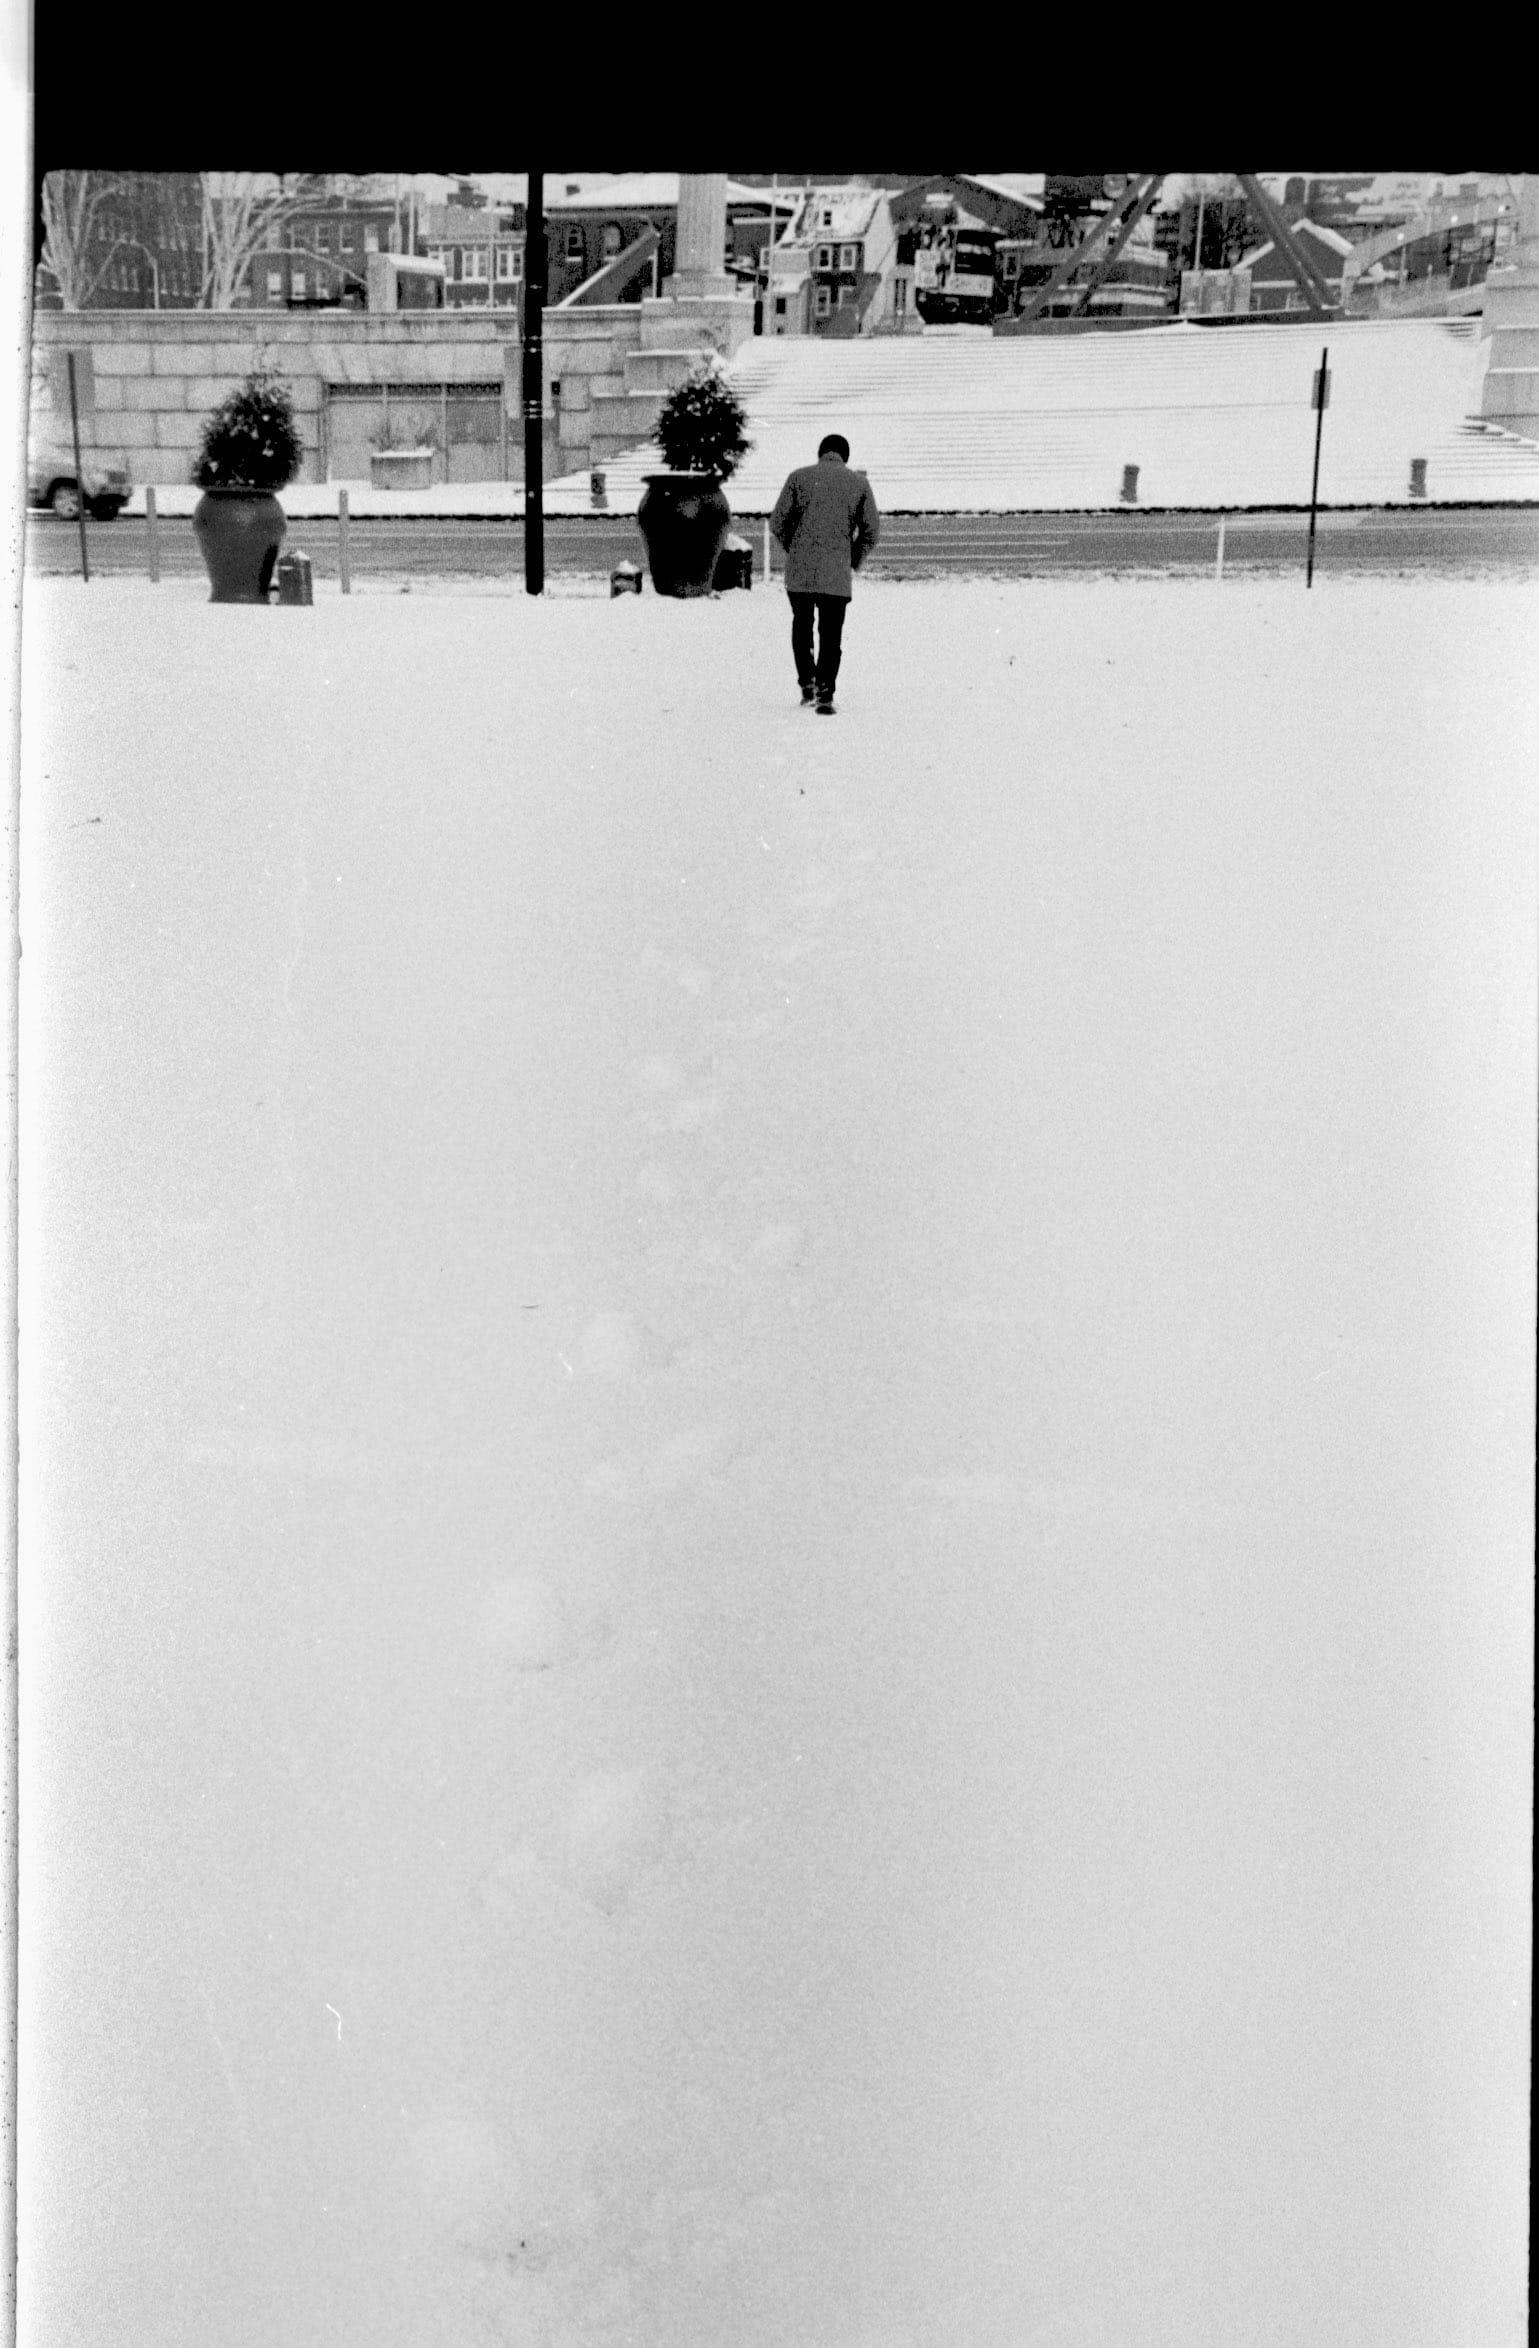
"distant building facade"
773,186,900,335
34,171,204,310
244,192,400,308
418,202,526,309
538,175,789,306
544,177,677,303
1244,219,1355,312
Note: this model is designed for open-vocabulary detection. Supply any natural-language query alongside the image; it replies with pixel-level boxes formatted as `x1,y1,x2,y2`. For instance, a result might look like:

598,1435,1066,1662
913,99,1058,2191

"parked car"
27,422,131,520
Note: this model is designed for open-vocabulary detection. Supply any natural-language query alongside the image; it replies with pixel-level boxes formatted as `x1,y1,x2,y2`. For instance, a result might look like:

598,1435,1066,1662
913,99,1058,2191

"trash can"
1409,457,1428,499
276,550,313,606
713,533,753,591
1120,464,1140,504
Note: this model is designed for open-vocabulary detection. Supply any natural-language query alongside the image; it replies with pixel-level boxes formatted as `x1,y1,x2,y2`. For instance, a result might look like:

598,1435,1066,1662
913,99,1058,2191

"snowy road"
19,575,1536,2348
25,502,1539,585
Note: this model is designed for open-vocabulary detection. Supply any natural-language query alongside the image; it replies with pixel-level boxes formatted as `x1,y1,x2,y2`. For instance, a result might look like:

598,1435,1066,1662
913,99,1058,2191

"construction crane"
996,174,1338,331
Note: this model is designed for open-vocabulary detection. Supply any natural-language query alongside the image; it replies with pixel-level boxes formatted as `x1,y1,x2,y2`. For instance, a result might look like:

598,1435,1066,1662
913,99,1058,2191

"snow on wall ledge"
554,318,1539,513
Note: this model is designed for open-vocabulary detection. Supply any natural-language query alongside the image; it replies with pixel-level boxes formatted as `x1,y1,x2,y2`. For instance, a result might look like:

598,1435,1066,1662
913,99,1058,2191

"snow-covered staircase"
557,318,1539,511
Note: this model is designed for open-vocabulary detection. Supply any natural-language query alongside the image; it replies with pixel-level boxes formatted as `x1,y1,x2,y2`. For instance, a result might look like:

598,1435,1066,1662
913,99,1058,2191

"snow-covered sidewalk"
19,575,1537,2348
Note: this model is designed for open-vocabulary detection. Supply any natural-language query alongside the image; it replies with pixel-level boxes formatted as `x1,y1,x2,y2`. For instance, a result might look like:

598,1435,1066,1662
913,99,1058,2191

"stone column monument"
1480,174,1539,442
668,173,734,300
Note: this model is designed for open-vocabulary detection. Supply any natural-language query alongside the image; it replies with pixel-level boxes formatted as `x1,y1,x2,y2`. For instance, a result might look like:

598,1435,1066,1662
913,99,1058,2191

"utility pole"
523,172,544,595
1307,346,1329,587
66,353,90,582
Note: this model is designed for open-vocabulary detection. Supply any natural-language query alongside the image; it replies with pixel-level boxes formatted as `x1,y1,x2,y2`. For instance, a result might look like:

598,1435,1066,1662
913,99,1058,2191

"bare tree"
39,170,129,309
199,171,321,308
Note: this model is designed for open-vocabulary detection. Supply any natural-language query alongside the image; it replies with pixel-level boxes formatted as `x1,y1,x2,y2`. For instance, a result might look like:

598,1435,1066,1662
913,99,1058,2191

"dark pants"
789,592,848,695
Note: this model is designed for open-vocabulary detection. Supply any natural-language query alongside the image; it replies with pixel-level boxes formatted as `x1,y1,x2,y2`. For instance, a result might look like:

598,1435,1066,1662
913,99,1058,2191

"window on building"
265,224,280,250
365,226,379,252
774,294,787,315
822,208,833,226
602,223,622,257
814,284,831,318
816,244,832,271
495,244,517,279
509,245,523,279
465,247,488,279
839,242,857,271
340,226,355,250
837,283,855,306
267,270,283,299
315,224,330,253
291,270,306,298
565,226,585,261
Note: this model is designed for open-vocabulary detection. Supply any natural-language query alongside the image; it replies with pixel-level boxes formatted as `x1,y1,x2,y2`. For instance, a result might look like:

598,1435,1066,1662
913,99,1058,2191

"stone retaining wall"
31,310,536,486
33,294,760,487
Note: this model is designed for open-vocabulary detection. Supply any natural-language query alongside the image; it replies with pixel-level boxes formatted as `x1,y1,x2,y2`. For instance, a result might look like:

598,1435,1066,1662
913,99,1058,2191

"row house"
770,186,900,336
243,196,401,307
890,174,1044,248
417,202,526,308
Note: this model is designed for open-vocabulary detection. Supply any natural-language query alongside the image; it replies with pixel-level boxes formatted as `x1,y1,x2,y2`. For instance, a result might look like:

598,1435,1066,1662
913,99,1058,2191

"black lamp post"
523,172,544,595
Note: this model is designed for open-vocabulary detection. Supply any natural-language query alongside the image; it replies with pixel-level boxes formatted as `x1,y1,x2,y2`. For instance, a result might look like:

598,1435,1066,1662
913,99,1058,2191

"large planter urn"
191,488,287,604
635,472,732,597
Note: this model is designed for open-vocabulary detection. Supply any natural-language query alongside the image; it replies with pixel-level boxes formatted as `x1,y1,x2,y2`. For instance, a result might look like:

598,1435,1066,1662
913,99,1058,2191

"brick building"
34,171,204,310
418,202,526,309
245,191,401,308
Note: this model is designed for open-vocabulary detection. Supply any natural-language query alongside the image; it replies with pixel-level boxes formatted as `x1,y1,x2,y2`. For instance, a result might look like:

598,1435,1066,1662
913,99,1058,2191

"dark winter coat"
769,453,880,598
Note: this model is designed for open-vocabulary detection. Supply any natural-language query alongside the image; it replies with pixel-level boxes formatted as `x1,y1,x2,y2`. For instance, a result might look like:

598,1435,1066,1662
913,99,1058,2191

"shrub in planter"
370,414,440,489
636,364,752,598
190,367,302,603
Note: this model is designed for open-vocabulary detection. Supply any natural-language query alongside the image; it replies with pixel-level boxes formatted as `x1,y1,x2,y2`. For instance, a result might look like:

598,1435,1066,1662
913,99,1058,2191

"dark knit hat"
817,433,851,461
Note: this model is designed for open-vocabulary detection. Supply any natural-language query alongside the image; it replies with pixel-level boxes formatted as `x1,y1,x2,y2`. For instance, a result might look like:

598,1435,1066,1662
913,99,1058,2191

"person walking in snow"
769,433,880,715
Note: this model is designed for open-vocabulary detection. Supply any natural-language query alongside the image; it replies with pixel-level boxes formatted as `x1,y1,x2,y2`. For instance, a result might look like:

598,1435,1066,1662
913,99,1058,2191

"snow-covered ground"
19,575,1536,2348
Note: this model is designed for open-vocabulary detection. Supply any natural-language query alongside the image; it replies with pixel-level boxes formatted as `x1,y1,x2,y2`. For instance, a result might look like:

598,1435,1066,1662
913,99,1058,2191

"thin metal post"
763,511,771,577
1215,516,1225,580
1307,345,1328,588
145,483,160,582
523,171,545,595
338,486,351,594
66,353,90,583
